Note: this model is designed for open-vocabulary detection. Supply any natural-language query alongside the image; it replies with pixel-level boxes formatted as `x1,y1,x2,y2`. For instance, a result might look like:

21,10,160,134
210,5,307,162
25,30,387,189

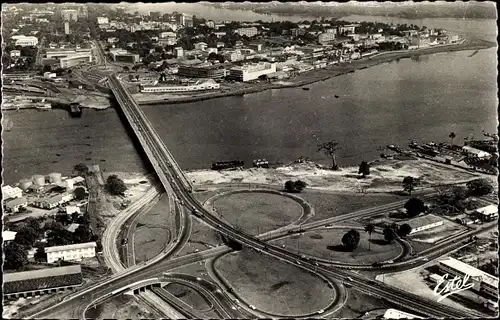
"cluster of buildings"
2,173,86,215
43,46,93,68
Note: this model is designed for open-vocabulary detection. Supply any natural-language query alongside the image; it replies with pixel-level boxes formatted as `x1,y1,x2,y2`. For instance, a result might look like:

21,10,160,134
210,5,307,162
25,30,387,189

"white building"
318,32,336,44
60,53,92,68
223,49,244,62
45,242,97,263
439,256,498,298
405,214,444,234
228,62,277,82
174,47,184,58
206,20,215,29
194,42,207,51
64,21,70,35
5,197,28,213
474,205,498,221
61,9,78,22
383,309,423,319
97,17,109,25
2,185,23,200
66,205,81,215
160,31,176,38
33,193,74,209
141,79,220,93
15,36,38,47
3,231,17,242
236,27,258,37
462,146,491,159
10,50,21,57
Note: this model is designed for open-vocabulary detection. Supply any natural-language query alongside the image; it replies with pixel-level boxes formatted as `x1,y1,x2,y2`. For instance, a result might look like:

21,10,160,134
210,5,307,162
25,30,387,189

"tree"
74,163,89,175
4,242,28,270
398,224,412,237
402,176,418,196
404,197,426,218
383,227,396,243
341,229,360,251
364,224,375,250
73,225,93,243
449,132,456,146
294,180,307,192
34,245,47,262
284,180,295,192
74,186,87,200
106,175,127,195
47,229,73,246
23,217,42,235
358,161,370,177
14,226,39,248
466,179,494,196
318,141,340,170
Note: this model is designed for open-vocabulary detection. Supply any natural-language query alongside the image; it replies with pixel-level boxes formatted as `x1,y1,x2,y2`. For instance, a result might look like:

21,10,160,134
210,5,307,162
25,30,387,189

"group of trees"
284,180,307,193
105,175,127,196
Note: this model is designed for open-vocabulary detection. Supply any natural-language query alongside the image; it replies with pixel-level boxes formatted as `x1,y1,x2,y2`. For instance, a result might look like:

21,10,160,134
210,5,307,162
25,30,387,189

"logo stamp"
433,273,475,302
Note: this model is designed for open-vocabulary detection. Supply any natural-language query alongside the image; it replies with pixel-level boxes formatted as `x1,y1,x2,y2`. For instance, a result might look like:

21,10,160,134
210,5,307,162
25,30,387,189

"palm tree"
318,141,340,170
449,132,456,146
364,224,375,250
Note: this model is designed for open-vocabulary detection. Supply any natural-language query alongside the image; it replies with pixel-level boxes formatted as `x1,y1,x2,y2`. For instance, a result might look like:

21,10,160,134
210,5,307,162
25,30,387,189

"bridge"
27,75,482,320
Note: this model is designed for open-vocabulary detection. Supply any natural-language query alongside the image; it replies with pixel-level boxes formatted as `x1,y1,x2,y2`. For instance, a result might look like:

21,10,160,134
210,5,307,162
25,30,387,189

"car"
282,244,286,248
346,277,354,282
367,280,376,285
249,305,256,310
317,309,325,314
421,257,429,261
296,260,301,265
313,262,319,266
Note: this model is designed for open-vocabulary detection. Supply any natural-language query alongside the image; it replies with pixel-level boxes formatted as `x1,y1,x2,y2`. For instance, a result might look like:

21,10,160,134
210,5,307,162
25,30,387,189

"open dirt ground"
215,249,335,316
163,283,213,311
270,228,402,264
88,295,153,319
213,192,303,235
133,194,172,263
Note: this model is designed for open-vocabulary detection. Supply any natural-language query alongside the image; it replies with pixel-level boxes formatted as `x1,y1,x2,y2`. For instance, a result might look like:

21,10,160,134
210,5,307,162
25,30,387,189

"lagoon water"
2,17,497,184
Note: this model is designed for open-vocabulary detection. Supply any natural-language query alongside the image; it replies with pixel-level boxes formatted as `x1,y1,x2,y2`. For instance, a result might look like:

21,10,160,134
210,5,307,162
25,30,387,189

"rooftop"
45,241,97,253
405,214,443,228
3,230,17,241
439,257,498,289
475,205,498,216
383,308,423,319
6,196,28,206
4,265,81,283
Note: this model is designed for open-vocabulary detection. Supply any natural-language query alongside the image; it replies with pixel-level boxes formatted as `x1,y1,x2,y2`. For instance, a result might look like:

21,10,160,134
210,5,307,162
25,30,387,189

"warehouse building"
177,64,227,80
405,214,444,234
474,205,498,222
3,265,83,300
5,197,28,213
383,308,423,319
60,53,92,68
2,185,23,200
228,62,277,82
439,256,498,298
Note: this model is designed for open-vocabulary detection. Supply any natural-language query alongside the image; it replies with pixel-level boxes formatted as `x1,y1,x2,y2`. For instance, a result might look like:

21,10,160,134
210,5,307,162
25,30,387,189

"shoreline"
137,38,495,106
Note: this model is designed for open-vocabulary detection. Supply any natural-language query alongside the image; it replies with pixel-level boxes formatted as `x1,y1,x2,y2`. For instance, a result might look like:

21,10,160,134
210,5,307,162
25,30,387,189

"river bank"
136,37,495,106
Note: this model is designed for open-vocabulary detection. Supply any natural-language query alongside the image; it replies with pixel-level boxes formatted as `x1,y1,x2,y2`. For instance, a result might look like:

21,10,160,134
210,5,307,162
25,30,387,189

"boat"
387,145,402,153
302,87,310,91
334,95,339,98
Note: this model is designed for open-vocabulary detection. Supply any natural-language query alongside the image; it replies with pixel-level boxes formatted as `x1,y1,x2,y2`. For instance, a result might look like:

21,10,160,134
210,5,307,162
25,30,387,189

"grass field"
409,218,466,243
163,283,212,311
213,192,303,235
331,290,395,319
214,249,335,316
299,191,406,223
270,228,402,264
133,194,172,263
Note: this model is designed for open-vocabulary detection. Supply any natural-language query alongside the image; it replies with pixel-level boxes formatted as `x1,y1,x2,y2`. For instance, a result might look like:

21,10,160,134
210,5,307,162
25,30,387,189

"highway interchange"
26,41,491,319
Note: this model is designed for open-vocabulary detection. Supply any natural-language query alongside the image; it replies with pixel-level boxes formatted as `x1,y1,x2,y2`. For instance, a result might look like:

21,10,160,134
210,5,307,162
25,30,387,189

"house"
474,205,498,222
10,50,21,58
45,242,97,263
3,265,83,300
66,205,81,215
194,42,207,51
33,193,74,209
3,230,17,242
404,214,444,234
2,185,23,200
5,197,28,213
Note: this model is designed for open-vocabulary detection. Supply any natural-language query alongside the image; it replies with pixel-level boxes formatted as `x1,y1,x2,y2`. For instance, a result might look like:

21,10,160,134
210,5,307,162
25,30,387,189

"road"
27,74,485,319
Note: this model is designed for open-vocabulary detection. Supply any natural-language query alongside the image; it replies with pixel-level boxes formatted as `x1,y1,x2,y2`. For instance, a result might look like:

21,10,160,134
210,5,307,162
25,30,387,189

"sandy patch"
186,159,480,193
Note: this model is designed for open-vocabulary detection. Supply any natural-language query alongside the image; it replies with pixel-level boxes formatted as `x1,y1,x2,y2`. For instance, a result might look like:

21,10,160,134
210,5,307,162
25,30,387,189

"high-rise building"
149,11,160,20
180,14,193,27
236,27,258,37
206,20,215,29
64,21,70,35
61,9,78,22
